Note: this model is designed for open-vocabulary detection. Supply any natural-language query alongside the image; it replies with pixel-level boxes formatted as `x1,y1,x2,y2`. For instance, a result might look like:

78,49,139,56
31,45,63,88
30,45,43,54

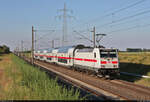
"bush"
0,45,10,54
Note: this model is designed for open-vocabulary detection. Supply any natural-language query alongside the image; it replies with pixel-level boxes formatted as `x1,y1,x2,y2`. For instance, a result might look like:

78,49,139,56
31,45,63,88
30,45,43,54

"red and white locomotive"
34,45,119,77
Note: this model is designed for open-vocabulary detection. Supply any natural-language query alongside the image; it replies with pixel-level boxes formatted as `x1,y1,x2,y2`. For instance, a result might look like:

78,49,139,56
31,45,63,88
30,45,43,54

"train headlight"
101,65,105,68
113,65,117,68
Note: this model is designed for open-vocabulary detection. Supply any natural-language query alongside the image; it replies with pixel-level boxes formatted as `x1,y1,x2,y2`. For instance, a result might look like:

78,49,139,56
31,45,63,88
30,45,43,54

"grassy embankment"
0,54,84,100
119,52,150,87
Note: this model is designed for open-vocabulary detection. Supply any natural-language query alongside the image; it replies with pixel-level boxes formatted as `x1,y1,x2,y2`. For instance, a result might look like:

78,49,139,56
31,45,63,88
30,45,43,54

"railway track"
21,56,150,100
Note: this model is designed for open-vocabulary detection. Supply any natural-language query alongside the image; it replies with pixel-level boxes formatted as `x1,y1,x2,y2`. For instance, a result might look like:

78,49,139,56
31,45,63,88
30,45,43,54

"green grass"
119,52,150,65
118,52,150,87
119,52,150,74
3,54,84,100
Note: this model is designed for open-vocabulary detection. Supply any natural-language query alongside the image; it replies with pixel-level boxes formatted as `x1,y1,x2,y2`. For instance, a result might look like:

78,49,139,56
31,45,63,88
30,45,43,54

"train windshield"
100,49,117,58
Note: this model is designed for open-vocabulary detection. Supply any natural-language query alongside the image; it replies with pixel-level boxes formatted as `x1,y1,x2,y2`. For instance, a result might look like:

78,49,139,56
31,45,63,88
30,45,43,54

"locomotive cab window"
100,50,117,58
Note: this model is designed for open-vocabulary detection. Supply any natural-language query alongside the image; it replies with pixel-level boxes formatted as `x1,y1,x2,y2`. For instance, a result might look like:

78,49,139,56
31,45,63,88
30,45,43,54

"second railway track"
22,56,150,100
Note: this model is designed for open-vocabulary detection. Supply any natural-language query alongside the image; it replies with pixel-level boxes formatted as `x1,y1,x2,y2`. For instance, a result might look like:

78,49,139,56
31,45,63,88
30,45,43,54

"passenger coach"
34,45,119,77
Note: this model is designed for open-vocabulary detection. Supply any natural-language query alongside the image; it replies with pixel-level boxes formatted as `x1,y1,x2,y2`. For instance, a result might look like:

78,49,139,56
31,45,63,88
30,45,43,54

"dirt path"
0,54,13,99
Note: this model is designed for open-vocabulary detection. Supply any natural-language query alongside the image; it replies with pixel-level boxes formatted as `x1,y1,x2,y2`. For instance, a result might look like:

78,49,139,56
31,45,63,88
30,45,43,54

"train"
34,45,120,78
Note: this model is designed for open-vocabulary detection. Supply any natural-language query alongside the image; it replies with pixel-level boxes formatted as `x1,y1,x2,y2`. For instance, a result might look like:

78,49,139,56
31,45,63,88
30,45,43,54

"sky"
0,0,150,51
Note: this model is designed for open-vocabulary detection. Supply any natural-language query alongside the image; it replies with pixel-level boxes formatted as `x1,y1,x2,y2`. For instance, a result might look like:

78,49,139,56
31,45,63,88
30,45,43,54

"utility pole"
57,3,74,46
21,40,24,57
52,40,54,48
62,3,67,47
31,26,34,64
91,26,96,48
34,31,36,51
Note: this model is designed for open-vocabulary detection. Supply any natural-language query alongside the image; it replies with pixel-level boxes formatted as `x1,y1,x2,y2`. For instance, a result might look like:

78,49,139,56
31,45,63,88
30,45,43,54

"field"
0,54,84,100
119,52,150,87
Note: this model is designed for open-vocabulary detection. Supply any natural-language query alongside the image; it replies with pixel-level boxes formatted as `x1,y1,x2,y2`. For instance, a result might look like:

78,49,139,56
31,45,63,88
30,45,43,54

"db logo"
108,61,111,63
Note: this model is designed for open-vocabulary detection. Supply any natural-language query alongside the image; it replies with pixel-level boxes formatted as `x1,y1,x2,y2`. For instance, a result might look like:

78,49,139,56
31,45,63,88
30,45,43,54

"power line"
107,23,150,33
71,0,147,32
73,8,150,40
73,30,93,43
35,30,55,42
96,9,150,29
34,30,55,32
34,29,55,51
109,15,150,28
112,0,147,14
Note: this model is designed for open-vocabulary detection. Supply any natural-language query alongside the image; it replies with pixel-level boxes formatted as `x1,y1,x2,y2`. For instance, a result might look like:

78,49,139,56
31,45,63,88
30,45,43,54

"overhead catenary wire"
34,30,55,32
33,28,57,50
30,1,149,49
35,31,55,42
108,15,150,28
73,30,93,43
72,7,150,43
107,23,150,33
71,0,147,32
40,0,148,48
111,0,147,14
96,9,150,29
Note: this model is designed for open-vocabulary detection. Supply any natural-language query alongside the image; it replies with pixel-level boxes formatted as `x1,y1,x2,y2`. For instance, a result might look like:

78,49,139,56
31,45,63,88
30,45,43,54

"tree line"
0,45,10,54
126,48,150,52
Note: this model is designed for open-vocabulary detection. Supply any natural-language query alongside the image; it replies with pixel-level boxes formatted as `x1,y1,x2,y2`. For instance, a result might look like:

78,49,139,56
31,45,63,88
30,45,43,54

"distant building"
143,48,150,52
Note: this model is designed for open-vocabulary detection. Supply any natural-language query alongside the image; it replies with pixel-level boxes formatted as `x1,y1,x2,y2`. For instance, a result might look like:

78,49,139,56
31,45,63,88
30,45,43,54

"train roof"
57,46,75,53
77,48,94,52
36,48,53,53
45,48,55,53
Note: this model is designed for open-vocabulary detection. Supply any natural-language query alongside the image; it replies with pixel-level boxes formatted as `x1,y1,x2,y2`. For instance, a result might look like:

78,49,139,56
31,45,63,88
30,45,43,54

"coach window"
94,53,96,58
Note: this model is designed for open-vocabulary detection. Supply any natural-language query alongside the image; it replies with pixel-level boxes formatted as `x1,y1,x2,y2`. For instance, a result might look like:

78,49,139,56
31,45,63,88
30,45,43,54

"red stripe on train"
84,59,97,62
58,57,72,59
47,56,55,58
35,54,118,64
112,61,118,64
101,61,107,64
35,54,97,62
74,58,83,61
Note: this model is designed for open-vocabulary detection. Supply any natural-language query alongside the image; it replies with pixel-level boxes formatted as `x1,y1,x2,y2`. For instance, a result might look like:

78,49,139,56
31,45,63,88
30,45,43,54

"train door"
93,52,96,67
93,49,100,68
68,54,73,66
